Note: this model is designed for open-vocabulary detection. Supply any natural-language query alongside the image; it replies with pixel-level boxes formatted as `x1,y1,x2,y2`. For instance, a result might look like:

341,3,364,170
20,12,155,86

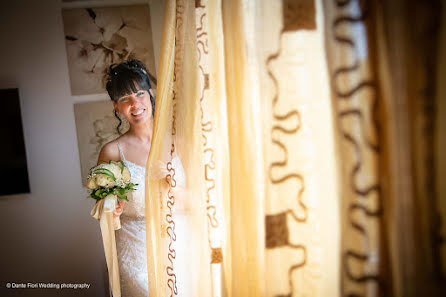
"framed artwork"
62,4,156,95
0,89,30,196
73,100,129,186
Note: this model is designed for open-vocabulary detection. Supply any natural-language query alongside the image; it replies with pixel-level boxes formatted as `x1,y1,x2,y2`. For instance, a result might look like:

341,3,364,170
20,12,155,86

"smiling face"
106,60,155,128
113,86,154,125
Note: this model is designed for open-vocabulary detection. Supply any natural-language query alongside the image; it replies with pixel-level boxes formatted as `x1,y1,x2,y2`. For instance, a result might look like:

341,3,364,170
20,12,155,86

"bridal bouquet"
87,160,137,202
89,160,136,297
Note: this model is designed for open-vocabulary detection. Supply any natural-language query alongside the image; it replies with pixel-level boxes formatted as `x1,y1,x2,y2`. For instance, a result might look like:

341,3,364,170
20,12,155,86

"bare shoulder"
97,138,121,165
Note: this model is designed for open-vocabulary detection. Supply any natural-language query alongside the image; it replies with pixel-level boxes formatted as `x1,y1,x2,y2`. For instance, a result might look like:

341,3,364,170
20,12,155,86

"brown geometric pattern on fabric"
282,0,316,32
204,73,210,89
195,6,224,297
211,247,223,264
328,0,384,294
265,212,289,248
195,0,204,8
265,5,310,294
162,0,187,295
196,2,219,230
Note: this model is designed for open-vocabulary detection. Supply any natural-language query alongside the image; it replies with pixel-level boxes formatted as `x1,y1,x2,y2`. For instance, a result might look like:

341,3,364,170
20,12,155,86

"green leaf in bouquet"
117,193,129,201
127,182,138,190
94,189,104,196
93,168,116,181
117,160,125,173
88,165,97,173
90,192,100,200
94,167,115,176
87,178,138,201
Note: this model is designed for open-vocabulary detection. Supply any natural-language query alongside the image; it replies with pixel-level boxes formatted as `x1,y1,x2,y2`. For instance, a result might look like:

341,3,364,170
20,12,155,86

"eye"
119,97,128,102
137,91,145,97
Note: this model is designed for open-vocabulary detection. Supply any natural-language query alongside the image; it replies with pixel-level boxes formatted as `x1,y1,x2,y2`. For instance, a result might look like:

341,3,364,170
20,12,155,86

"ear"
112,101,119,113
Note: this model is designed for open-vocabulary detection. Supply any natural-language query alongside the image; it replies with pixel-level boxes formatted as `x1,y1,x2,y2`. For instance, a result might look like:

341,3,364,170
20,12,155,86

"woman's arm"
96,141,125,217
97,141,120,165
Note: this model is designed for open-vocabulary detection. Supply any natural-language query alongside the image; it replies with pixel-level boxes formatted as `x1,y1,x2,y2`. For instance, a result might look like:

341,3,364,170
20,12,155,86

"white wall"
0,0,163,296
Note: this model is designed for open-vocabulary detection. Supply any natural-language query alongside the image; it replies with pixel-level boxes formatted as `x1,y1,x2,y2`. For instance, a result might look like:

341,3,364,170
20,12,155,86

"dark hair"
106,59,155,135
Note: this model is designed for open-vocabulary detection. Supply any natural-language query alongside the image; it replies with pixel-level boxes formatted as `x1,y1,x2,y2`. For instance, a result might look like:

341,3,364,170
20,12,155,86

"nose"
128,94,139,106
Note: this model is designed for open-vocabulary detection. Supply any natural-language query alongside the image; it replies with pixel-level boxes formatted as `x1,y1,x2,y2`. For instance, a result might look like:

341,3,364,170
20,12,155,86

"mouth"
130,109,146,118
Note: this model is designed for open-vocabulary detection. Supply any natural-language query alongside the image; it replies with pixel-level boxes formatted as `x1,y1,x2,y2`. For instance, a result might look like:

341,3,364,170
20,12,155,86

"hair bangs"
110,70,150,102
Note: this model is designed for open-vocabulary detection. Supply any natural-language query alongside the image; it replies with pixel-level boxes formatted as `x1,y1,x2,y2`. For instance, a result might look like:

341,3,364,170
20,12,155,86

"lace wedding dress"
115,141,148,297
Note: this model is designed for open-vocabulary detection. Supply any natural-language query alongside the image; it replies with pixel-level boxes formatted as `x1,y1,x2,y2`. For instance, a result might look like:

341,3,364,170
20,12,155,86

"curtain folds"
144,0,444,296
146,0,225,296
324,0,444,296
222,0,266,295
144,0,176,294
323,1,386,295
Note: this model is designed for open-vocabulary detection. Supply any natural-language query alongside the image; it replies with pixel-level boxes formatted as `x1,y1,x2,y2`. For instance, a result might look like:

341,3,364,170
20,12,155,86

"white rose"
88,161,132,190
86,176,98,189
95,174,115,188
97,162,122,181
121,166,131,183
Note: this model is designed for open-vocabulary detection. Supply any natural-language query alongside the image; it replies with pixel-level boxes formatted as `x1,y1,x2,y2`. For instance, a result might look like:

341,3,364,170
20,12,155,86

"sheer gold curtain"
238,1,341,296
145,0,444,297
324,0,444,296
323,1,386,295
145,0,223,296
147,0,339,296
224,1,342,295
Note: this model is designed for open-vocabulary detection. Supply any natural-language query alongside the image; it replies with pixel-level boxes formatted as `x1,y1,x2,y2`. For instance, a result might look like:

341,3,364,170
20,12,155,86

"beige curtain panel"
143,0,445,296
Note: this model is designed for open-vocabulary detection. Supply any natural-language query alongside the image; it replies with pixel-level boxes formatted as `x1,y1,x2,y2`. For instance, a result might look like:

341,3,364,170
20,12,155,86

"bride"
96,59,154,297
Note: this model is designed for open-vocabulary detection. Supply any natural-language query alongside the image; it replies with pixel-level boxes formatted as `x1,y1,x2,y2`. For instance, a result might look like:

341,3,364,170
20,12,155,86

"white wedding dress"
115,141,149,297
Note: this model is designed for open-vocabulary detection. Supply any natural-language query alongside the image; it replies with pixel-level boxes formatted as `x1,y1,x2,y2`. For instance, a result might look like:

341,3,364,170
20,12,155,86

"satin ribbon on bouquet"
91,194,121,297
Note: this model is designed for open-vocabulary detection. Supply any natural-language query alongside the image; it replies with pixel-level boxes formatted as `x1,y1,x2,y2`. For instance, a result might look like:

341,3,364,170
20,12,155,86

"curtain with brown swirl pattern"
323,0,444,296
146,0,227,296
145,0,445,296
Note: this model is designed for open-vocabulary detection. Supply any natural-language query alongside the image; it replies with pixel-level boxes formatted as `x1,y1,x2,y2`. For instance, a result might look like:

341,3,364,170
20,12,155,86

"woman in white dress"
96,59,154,297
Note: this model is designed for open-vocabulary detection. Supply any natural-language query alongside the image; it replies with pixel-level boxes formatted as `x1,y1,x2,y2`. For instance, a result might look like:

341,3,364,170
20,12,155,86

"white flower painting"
62,5,156,95
74,100,130,187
